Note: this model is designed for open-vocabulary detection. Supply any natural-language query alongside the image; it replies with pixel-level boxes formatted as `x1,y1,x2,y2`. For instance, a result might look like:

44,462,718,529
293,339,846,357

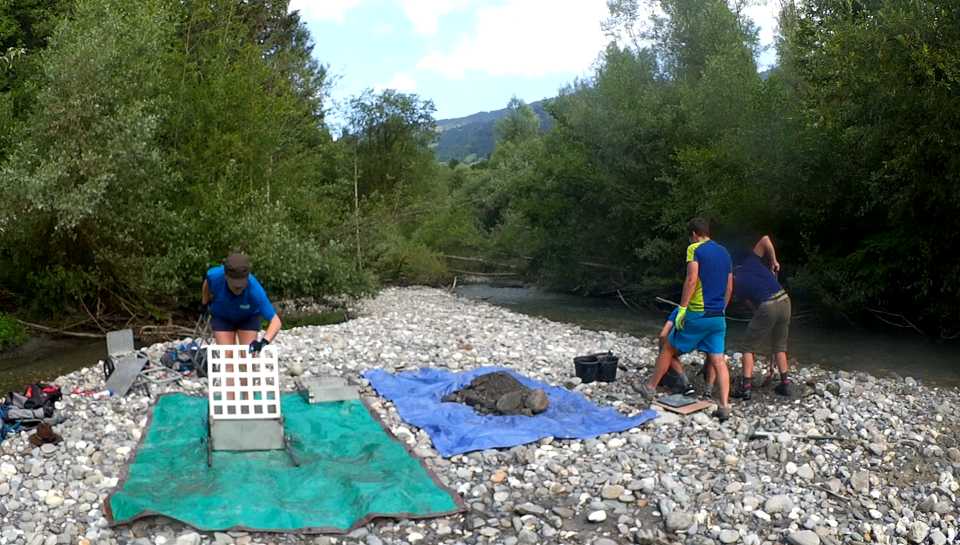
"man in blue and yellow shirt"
642,218,734,420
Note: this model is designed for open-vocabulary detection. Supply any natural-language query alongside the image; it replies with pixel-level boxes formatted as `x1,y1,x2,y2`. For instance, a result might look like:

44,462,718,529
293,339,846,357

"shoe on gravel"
700,383,715,400
732,380,753,400
635,383,657,402
732,388,752,401
774,380,795,397
671,378,696,396
713,406,731,422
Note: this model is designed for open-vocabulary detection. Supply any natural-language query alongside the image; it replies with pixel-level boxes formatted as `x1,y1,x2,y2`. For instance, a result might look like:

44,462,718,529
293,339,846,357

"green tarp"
106,393,463,533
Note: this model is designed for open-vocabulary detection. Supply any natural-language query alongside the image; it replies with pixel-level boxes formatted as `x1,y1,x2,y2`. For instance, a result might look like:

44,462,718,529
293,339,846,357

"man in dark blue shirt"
202,253,282,354
732,236,792,398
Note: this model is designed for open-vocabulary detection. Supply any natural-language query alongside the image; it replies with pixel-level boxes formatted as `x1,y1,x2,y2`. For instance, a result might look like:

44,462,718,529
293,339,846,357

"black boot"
733,376,753,400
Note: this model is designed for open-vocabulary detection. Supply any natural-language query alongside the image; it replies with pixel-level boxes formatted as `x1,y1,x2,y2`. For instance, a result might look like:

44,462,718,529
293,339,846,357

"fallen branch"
616,289,639,312
813,483,849,502
448,268,520,277
442,255,520,270
867,308,925,336
748,431,842,442
15,319,105,339
138,324,195,340
942,329,960,341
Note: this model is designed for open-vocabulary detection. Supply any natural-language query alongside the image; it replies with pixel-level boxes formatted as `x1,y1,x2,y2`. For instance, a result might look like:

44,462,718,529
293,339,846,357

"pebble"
764,495,793,514
719,529,740,543
588,510,607,523
666,511,694,532
44,494,64,507
786,531,820,545
851,471,871,493
175,534,200,545
601,484,625,500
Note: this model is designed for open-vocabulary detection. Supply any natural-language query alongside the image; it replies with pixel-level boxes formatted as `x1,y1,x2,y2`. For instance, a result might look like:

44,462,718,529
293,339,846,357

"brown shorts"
744,295,791,355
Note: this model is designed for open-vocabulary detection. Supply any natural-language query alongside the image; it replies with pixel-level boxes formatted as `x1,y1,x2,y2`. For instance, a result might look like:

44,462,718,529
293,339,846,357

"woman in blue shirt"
201,253,281,353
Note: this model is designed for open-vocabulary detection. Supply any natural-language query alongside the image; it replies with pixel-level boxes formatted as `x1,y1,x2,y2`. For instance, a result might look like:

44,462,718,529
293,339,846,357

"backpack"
7,384,61,418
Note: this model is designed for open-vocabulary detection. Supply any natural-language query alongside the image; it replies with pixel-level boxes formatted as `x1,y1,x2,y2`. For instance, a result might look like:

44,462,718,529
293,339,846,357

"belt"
761,290,788,305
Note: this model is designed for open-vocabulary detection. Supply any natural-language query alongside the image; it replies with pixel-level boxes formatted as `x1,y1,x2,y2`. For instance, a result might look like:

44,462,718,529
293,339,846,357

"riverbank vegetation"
1,0,957,339
438,0,960,339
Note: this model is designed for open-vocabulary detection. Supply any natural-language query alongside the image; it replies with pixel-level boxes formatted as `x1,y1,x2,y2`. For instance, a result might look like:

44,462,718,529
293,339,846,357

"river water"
455,284,960,387
0,285,956,393
0,337,106,395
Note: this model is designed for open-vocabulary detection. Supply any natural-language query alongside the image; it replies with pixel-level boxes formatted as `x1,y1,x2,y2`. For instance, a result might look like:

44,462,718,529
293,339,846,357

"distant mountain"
434,99,553,163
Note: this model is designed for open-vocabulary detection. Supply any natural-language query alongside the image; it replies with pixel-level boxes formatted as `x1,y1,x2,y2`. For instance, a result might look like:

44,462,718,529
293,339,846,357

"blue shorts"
668,310,726,355
210,314,261,332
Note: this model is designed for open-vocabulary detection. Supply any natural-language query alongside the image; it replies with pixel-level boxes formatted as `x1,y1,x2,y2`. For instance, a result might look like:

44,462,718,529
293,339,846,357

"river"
0,336,106,395
0,285,956,394
455,284,960,387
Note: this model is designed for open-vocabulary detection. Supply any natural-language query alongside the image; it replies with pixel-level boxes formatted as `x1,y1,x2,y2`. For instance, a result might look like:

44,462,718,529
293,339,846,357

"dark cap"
224,253,250,291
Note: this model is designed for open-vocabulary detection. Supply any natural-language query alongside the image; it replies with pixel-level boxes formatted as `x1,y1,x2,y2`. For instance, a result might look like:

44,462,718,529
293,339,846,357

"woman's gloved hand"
248,338,270,354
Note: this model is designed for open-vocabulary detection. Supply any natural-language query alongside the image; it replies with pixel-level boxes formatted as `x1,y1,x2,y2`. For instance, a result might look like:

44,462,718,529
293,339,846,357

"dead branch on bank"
866,308,925,337
15,319,105,339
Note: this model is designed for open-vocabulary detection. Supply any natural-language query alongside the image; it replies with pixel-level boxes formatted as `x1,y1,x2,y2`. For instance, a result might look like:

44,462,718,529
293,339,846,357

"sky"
289,0,781,122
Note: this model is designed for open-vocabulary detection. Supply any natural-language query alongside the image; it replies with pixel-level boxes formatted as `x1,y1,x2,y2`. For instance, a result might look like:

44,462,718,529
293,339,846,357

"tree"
494,97,540,146
0,0,71,160
0,0,177,312
346,89,437,198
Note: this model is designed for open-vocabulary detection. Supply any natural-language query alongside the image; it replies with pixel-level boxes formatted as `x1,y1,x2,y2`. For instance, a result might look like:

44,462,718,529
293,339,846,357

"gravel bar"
1,287,957,545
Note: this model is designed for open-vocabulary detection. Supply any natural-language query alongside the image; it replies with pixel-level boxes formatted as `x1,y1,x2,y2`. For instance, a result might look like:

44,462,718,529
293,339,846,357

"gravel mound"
442,371,549,416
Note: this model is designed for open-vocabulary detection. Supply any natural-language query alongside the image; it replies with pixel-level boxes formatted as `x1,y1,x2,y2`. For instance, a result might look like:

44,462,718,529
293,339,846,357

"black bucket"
596,355,619,382
574,356,598,383
574,352,613,384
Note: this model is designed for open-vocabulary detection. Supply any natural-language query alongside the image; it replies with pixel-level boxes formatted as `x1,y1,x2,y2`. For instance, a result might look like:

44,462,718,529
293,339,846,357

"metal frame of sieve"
207,345,281,420
205,344,297,465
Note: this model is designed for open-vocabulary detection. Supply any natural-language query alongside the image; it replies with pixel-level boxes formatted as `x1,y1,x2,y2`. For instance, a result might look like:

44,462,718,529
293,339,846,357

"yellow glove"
675,306,688,330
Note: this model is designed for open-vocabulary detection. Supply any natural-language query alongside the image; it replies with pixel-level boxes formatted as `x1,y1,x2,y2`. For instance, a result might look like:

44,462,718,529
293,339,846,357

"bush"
0,313,27,351
374,234,451,286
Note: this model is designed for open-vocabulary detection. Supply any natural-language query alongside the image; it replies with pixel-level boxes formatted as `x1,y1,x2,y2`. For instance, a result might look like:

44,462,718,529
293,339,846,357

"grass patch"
279,310,349,330
0,313,28,351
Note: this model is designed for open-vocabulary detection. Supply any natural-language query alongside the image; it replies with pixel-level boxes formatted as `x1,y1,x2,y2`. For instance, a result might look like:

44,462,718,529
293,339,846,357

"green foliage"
0,313,27,351
373,231,450,286
346,89,437,198
0,0,373,320
494,97,540,145
281,310,348,330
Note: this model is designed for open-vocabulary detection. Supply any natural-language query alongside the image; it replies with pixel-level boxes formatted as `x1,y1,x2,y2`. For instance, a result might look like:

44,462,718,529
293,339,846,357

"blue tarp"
363,366,657,457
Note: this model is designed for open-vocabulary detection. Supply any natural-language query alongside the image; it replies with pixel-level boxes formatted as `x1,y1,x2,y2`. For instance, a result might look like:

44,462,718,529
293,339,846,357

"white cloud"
744,1,781,68
401,0,473,35
376,72,418,92
289,0,363,24
417,0,610,79
744,1,780,47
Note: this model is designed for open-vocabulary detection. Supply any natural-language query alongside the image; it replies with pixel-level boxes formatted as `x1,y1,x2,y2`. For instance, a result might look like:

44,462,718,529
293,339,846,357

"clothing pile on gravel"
0,286,956,545
442,371,549,416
